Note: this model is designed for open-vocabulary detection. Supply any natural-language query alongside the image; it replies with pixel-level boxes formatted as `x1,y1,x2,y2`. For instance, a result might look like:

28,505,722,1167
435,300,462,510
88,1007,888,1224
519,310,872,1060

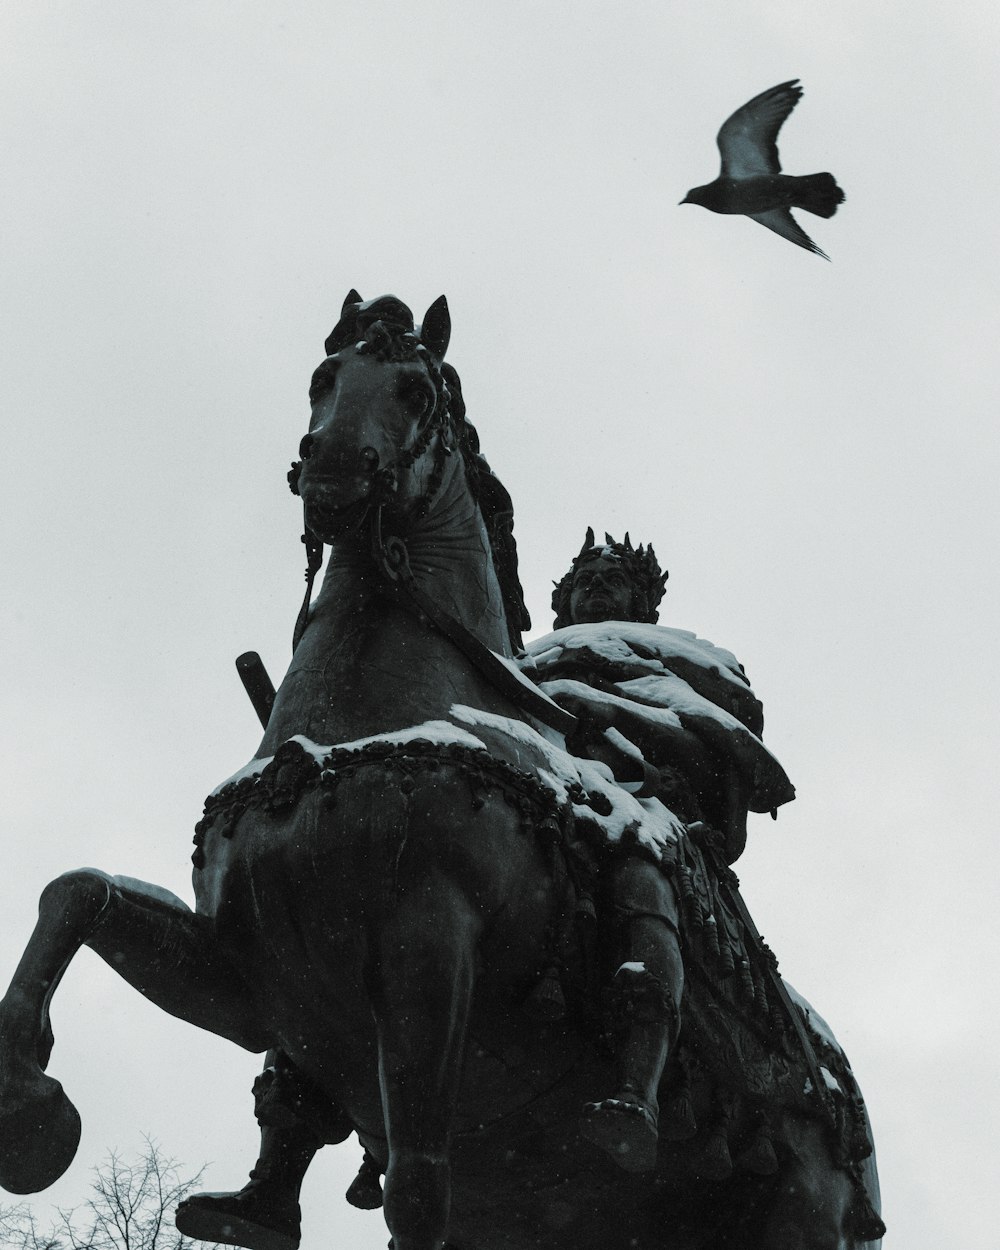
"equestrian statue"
0,293,884,1250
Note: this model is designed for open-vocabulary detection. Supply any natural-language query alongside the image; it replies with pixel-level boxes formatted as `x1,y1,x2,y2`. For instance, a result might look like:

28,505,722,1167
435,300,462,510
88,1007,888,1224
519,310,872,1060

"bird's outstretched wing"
717,79,803,179
748,208,830,260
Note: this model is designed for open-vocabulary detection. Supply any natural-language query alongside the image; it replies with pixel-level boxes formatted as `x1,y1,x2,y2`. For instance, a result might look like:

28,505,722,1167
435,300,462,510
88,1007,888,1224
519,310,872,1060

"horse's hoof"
579,1098,659,1173
0,1072,81,1193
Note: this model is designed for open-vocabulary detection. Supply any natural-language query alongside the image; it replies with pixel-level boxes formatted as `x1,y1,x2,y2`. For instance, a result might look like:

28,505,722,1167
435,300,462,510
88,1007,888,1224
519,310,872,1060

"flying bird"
681,79,844,260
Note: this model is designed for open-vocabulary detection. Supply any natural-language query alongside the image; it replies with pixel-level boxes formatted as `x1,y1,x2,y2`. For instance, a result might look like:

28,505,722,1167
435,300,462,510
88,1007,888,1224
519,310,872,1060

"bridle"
287,358,451,653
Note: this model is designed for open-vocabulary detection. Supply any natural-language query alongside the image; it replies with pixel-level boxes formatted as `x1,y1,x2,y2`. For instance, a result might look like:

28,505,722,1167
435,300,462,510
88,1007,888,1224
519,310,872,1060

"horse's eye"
403,384,433,418
309,358,339,405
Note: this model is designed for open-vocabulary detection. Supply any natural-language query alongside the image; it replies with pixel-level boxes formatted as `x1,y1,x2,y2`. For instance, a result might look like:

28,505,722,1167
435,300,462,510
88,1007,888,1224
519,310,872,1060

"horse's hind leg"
0,869,268,1194
370,884,479,1250
757,1118,863,1250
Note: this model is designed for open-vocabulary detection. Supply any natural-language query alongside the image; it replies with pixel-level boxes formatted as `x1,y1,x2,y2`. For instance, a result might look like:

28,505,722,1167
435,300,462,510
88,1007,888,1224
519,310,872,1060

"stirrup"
579,1097,658,1172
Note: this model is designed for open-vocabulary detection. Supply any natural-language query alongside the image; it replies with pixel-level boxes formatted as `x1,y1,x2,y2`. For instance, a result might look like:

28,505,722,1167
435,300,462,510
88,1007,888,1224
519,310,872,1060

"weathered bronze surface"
0,294,883,1250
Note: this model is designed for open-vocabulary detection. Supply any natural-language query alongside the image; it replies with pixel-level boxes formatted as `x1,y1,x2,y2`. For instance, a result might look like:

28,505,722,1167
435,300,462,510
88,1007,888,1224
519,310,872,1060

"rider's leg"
0,869,268,1192
580,856,683,1172
175,1122,322,1250
176,1049,359,1249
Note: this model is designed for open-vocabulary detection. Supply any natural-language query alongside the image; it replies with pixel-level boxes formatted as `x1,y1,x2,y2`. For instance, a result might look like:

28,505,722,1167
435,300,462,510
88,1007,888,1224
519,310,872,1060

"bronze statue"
0,294,884,1250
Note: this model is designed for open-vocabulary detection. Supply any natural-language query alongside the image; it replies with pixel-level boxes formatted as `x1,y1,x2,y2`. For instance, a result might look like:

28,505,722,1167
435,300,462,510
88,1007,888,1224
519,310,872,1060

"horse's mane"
441,363,531,651
318,295,531,652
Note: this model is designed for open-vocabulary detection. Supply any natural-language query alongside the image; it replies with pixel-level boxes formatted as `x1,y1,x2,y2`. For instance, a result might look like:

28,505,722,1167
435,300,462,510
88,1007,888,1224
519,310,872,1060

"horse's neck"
397,459,510,653
258,457,511,754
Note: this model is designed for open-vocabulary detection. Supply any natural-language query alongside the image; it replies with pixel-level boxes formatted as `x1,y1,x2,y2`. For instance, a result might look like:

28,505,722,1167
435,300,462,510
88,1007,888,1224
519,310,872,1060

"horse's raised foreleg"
370,882,480,1250
0,869,269,1194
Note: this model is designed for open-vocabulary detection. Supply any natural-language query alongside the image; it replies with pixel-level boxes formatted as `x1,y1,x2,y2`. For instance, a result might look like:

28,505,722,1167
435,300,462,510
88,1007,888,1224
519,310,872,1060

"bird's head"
679,185,710,207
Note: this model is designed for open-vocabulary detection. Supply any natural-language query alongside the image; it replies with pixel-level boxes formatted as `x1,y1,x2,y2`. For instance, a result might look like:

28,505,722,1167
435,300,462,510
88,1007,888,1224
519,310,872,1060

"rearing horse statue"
0,293,883,1250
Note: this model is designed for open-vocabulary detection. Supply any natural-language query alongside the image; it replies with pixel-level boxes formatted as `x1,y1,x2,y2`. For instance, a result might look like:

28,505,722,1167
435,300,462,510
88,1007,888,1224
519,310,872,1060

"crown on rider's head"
551,528,668,628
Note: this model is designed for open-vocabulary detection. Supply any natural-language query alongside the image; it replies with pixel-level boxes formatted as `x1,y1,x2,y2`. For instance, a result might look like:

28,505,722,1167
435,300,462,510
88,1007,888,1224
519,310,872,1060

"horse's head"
291,292,453,543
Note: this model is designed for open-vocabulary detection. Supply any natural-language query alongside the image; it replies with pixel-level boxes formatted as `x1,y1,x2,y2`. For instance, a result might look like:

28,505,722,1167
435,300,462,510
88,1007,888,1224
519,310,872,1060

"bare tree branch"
1,1141,223,1250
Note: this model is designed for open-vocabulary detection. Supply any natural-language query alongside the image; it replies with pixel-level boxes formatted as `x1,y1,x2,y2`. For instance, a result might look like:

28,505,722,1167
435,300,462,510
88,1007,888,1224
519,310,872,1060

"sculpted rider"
553,534,685,1168
531,533,881,1239
536,530,792,1171
177,528,799,1245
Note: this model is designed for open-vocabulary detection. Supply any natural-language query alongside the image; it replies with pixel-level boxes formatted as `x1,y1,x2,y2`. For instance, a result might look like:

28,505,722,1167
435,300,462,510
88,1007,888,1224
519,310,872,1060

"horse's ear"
420,296,450,360
324,290,364,355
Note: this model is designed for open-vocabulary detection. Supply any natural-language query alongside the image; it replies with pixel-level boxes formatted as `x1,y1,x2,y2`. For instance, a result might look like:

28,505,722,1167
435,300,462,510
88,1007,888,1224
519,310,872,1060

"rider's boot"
174,1124,319,1250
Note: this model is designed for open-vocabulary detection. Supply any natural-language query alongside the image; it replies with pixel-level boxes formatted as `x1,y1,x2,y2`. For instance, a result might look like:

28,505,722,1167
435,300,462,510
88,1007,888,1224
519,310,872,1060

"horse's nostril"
299,434,315,460
360,446,379,472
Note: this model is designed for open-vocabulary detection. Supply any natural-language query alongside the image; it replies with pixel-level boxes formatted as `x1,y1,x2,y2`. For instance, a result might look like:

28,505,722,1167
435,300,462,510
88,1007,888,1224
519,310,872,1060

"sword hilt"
236,651,276,729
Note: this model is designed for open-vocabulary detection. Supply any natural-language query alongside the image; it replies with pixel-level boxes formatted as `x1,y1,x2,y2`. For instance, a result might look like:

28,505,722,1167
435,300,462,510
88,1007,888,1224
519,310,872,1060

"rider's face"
569,555,634,624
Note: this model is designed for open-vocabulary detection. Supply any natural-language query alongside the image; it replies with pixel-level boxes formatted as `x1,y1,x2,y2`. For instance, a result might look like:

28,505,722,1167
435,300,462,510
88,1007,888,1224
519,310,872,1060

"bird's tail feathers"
794,172,845,219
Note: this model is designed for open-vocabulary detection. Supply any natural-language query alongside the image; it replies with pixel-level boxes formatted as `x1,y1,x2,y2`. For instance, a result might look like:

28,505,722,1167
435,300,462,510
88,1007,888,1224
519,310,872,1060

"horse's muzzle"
299,474,374,540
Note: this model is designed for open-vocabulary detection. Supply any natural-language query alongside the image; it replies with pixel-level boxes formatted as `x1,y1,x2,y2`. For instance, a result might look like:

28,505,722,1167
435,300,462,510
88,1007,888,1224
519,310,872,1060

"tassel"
703,914,721,958
661,1090,697,1141
849,1197,887,1242
575,893,597,927
523,967,566,1022
346,1152,383,1210
698,1128,733,1180
698,1091,737,1181
753,966,769,1010
739,1126,778,1175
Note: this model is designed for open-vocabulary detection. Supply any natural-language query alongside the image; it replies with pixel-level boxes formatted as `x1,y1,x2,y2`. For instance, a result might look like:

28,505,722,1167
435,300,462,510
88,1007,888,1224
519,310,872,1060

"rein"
292,528,325,653
370,508,577,737
290,497,577,735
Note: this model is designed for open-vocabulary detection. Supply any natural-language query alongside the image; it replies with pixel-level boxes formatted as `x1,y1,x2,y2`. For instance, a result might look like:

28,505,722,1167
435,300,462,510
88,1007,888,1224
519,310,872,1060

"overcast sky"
1,4,997,1247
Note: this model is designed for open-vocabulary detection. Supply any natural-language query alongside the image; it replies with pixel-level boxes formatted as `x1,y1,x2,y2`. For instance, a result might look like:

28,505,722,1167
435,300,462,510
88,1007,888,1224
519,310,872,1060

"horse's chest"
263,633,476,749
